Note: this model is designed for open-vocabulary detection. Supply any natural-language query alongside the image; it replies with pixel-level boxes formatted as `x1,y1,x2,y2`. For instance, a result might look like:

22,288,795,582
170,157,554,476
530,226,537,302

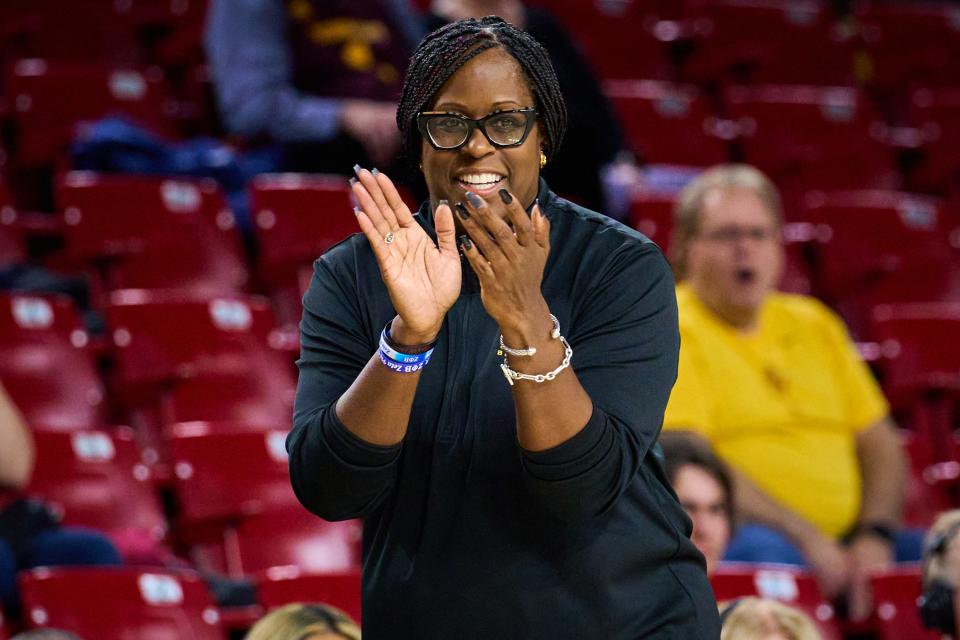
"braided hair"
396,16,567,167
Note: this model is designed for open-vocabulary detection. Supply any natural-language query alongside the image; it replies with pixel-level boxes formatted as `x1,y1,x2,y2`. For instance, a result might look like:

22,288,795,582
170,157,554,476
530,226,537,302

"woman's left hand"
457,189,551,335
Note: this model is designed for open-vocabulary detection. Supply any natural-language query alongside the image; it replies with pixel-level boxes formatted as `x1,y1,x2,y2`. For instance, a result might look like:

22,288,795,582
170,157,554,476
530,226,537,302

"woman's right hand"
352,167,461,343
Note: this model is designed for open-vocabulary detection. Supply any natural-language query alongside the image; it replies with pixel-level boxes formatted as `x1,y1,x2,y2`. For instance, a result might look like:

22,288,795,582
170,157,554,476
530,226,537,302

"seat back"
606,80,729,166
26,428,167,545
0,293,106,430
257,567,362,625
58,172,248,296
711,565,841,639
20,567,225,640
870,568,941,640
5,59,175,168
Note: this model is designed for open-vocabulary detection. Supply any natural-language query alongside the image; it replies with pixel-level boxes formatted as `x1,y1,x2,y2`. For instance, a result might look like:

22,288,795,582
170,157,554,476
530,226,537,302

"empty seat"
711,565,841,639
871,304,960,472
26,427,168,561
58,172,248,297
800,191,958,335
725,85,898,195
0,181,26,265
258,566,362,625
526,0,674,80
870,568,940,640
684,0,854,85
908,87,960,193
855,3,960,89
249,173,356,291
628,190,676,251
167,422,361,577
605,80,730,166
20,567,225,640
0,293,107,430
5,59,176,168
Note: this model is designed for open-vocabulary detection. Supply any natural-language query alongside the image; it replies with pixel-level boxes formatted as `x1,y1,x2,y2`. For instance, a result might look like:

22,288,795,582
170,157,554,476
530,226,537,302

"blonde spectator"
245,603,361,640
720,597,821,640
919,510,960,637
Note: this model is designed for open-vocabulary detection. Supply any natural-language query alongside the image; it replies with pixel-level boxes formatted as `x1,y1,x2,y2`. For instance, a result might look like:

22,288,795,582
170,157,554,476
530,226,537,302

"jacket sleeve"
204,0,343,143
519,241,679,522
287,252,402,521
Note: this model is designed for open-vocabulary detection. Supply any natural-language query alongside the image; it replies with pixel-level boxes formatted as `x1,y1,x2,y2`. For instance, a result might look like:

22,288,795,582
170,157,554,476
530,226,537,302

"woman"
289,17,719,638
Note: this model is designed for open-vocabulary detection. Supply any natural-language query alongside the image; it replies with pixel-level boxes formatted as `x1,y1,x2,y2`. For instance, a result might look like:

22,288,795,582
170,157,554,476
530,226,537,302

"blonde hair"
670,164,784,280
720,597,821,640
244,603,361,640
922,509,960,589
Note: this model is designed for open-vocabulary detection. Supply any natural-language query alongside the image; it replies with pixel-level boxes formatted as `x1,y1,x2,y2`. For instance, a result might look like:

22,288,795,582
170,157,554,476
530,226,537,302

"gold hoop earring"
539,151,547,169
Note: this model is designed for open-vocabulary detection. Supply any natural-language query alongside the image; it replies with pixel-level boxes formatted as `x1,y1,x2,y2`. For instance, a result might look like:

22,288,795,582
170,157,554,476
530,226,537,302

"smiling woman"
288,16,720,639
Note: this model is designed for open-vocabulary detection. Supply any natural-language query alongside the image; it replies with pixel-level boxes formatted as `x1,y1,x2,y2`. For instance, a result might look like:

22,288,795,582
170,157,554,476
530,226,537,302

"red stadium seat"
5,59,176,168
258,566,363,625
20,567,225,640
25,427,169,562
0,182,26,265
605,80,730,166
628,190,676,251
711,565,841,639
683,0,855,85
525,0,674,80
871,304,960,480
870,568,940,640
900,430,951,529
0,293,107,430
167,422,361,577
249,173,356,289
58,172,248,297
800,191,959,336
855,3,960,89
908,87,960,193
725,85,898,197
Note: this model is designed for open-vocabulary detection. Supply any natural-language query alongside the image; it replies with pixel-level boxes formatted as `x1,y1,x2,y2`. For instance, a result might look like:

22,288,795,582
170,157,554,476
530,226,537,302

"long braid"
396,16,567,167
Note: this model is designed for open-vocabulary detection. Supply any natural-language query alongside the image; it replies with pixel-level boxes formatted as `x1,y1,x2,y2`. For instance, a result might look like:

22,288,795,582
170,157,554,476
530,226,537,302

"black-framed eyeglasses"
417,108,537,150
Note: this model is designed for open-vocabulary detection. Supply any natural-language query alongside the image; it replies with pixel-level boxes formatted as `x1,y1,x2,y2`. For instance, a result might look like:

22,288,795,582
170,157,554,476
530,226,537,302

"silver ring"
384,232,395,244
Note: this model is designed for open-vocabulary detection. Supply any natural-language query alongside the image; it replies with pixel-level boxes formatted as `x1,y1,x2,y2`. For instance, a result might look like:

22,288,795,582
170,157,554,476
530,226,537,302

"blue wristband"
378,349,430,373
379,333,434,365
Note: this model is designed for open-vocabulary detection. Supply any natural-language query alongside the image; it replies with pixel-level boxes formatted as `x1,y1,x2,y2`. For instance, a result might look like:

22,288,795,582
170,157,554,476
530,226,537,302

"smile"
454,173,505,195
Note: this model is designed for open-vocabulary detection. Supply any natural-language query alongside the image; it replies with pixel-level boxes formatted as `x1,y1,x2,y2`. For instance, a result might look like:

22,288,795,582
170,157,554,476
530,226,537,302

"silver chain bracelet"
499,316,573,386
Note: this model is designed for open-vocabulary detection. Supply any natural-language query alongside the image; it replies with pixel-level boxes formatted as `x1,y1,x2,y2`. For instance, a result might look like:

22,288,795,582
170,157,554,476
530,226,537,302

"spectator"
719,597,821,640
205,0,424,171
660,431,734,575
245,603,361,640
424,0,637,214
661,164,919,620
919,509,960,637
0,383,121,609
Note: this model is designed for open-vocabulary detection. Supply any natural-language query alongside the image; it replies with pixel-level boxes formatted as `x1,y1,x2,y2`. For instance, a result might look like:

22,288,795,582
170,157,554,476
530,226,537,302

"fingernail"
498,189,512,204
455,202,469,220
437,199,448,208
459,234,472,250
353,207,361,216
465,191,485,208
371,168,380,176
349,177,357,186
352,164,362,175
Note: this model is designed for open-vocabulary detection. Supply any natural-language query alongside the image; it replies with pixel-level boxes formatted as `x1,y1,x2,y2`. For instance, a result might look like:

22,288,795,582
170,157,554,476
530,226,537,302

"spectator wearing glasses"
289,16,719,638
661,164,921,620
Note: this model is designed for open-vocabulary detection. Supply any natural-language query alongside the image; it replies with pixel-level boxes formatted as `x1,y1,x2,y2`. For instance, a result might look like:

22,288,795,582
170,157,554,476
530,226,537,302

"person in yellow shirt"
662,164,921,620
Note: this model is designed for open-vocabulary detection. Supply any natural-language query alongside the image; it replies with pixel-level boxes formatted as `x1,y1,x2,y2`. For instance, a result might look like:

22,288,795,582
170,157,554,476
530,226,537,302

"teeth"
458,173,503,185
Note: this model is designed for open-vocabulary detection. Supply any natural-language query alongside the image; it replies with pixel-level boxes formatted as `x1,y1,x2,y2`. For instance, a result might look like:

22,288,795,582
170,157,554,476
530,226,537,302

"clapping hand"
351,167,461,344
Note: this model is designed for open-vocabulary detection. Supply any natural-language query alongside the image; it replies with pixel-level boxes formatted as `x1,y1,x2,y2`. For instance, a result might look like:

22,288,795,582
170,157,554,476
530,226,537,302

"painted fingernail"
353,206,361,216
437,199,448,209
498,189,512,204
352,164,362,175
349,177,357,186
459,235,472,250
465,191,485,208
371,168,380,176
455,202,469,220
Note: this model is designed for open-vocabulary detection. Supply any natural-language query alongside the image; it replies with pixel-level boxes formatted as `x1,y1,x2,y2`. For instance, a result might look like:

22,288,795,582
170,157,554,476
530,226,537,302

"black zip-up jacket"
289,180,721,639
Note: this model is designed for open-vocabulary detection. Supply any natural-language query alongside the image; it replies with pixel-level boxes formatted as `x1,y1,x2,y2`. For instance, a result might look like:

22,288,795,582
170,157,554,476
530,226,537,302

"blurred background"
0,0,958,638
